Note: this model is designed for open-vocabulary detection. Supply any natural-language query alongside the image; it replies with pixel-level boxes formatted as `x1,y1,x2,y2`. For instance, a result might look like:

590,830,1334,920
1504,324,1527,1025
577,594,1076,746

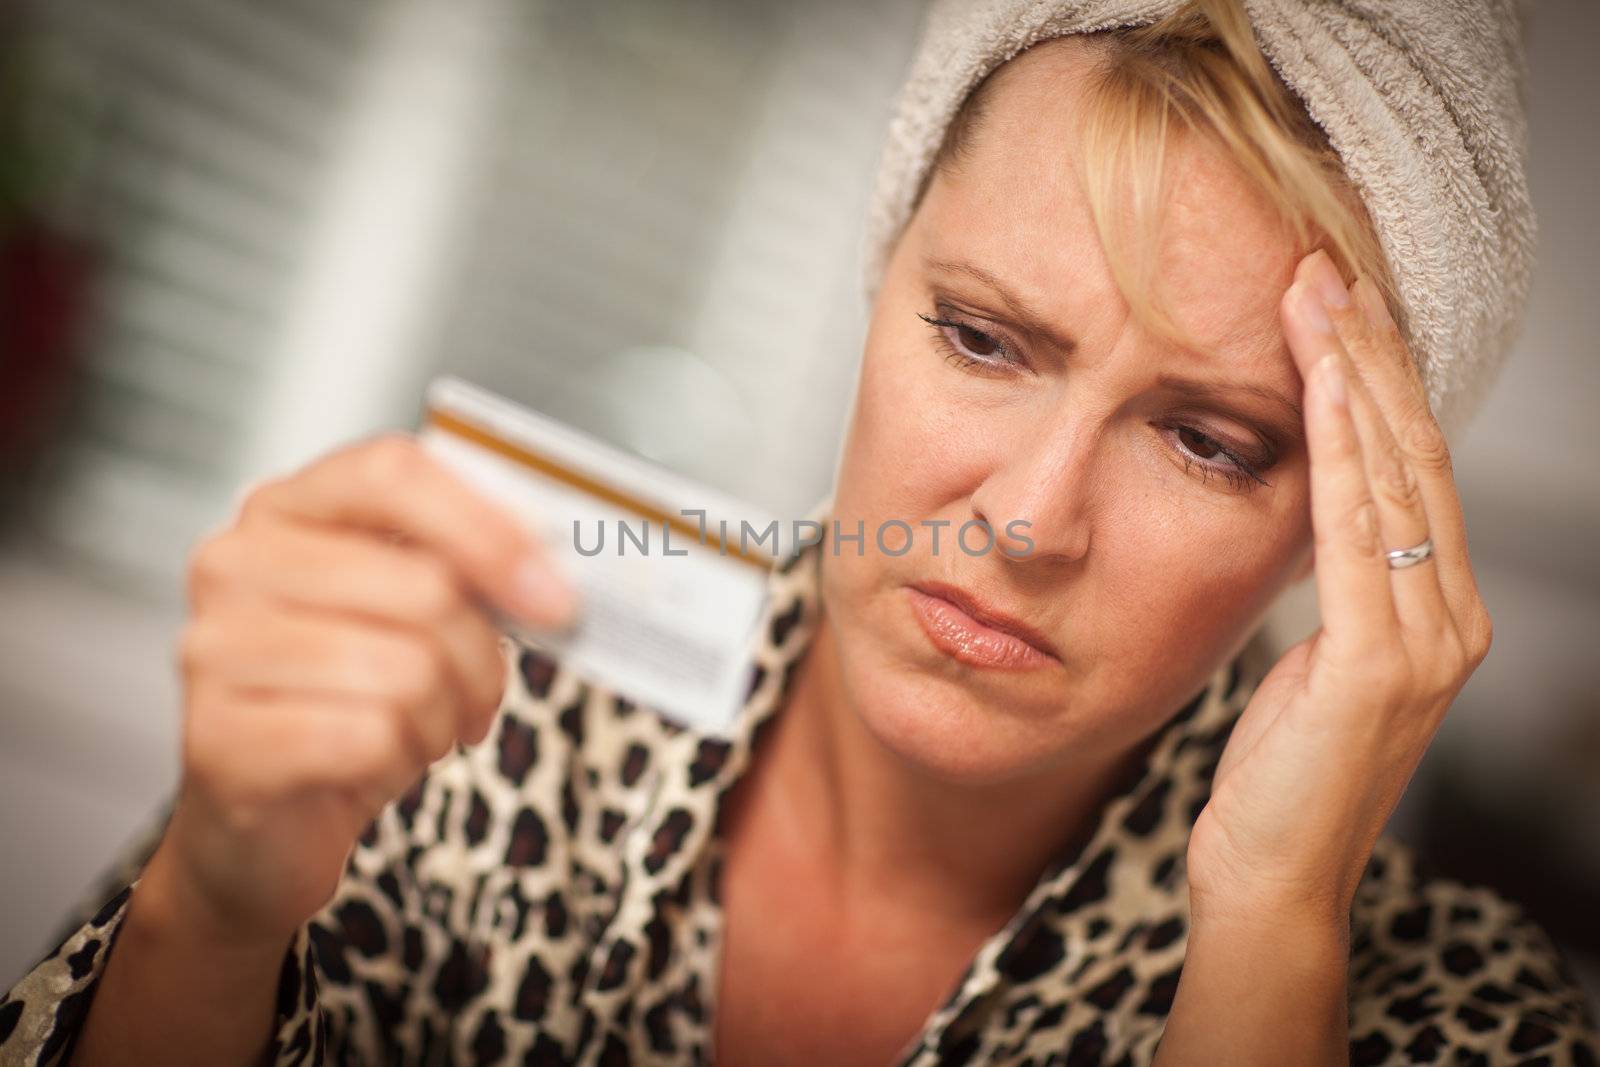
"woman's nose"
969,424,1095,564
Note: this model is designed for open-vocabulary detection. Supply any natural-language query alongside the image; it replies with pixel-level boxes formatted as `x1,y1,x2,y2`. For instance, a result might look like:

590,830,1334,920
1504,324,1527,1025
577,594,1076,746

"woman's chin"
847,670,1075,786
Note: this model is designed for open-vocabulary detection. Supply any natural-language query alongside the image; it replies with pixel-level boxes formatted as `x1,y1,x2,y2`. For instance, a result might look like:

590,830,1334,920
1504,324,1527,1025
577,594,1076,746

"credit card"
419,375,786,736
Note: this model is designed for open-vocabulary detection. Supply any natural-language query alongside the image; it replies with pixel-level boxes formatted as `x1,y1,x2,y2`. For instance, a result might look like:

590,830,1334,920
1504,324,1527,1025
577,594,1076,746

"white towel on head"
859,0,1536,443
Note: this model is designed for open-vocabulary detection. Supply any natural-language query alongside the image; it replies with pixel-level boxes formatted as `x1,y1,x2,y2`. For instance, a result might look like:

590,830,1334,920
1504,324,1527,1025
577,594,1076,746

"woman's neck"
742,607,1158,933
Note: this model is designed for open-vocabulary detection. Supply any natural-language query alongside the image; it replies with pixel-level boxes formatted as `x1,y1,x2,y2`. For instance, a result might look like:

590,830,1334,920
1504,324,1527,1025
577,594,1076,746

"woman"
4,0,1597,1064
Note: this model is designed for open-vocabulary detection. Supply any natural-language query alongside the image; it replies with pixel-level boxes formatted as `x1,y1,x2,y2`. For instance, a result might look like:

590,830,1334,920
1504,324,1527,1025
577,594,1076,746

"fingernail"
1309,250,1351,311
514,558,578,627
1319,353,1347,407
1296,282,1333,334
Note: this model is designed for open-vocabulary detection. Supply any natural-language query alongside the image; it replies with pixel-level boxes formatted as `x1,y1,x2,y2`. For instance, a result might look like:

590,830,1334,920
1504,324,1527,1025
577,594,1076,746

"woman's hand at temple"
72,432,577,1066
1186,249,1493,929
1154,250,1494,1067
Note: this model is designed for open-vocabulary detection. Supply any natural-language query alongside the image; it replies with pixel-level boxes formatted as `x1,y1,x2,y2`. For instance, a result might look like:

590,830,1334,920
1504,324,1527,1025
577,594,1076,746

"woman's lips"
905,584,1059,670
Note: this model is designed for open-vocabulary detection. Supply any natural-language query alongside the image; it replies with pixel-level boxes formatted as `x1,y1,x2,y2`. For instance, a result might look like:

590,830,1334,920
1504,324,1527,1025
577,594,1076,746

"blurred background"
0,0,1595,1013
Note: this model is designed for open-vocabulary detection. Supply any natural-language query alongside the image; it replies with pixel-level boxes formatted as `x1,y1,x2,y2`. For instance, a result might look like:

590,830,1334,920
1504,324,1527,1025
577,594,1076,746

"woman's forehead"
914,132,1303,384
921,41,1305,382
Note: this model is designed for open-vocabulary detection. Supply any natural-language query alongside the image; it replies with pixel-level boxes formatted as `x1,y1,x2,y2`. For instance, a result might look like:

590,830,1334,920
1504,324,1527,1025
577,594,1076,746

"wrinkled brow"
923,254,1303,433
923,255,1079,358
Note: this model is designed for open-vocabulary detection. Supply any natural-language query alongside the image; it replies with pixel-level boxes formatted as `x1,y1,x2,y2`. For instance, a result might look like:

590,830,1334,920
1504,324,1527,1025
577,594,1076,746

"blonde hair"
925,0,1403,354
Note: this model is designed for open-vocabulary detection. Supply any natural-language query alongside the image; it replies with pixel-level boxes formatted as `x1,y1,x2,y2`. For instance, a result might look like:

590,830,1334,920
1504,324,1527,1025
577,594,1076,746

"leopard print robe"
3,533,1598,1066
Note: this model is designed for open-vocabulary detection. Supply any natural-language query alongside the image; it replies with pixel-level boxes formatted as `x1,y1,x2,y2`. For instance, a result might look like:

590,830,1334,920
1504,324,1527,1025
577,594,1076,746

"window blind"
21,0,382,593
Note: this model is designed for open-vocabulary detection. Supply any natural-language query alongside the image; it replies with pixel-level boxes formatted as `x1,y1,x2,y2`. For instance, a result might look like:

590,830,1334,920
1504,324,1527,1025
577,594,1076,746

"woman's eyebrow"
1157,374,1304,432
925,254,1303,431
923,255,1079,357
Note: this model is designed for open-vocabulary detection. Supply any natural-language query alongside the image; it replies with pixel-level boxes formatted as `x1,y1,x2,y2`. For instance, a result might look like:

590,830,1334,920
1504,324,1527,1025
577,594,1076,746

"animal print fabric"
3,532,1598,1065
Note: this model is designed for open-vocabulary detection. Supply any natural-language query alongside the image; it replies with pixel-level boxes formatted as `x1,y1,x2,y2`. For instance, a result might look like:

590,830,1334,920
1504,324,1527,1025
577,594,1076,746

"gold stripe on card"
425,408,775,572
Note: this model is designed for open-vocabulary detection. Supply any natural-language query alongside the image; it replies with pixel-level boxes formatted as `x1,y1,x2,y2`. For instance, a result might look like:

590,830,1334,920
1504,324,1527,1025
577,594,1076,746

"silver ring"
1386,536,1434,569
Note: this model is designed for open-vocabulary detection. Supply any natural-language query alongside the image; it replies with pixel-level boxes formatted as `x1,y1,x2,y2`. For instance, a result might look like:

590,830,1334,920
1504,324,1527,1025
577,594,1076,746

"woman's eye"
1170,424,1271,493
951,323,1002,358
1176,426,1224,461
917,311,1018,369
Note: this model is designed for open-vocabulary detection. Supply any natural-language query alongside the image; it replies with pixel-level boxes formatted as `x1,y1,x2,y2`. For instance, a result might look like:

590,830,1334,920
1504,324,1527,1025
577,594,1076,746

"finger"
199,521,509,725
1296,255,1454,643
1291,307,1400,656
185,606,462,764
1346,274,1482,625
204,687,419,806
244,433,578,629
195,688,423,816
1336,348,1454,641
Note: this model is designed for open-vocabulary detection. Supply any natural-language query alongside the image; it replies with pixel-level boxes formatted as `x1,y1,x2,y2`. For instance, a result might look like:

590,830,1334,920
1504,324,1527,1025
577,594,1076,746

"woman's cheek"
1102,495,1267,638
850,340,979,505
1143,448,1310,629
